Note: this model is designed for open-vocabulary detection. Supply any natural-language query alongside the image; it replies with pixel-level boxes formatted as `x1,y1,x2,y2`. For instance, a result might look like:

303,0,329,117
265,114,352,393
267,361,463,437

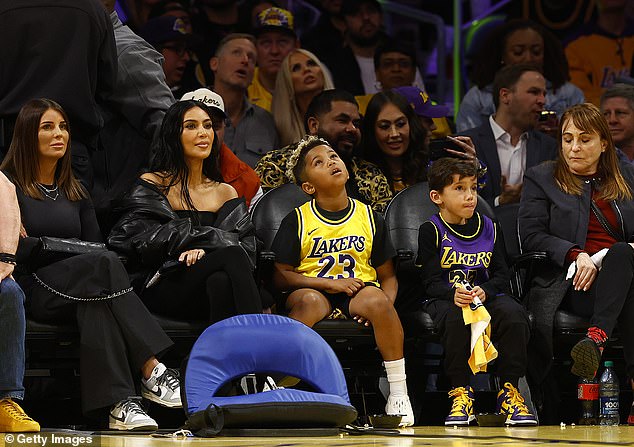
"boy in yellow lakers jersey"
271,136,414,426
417,158,535,426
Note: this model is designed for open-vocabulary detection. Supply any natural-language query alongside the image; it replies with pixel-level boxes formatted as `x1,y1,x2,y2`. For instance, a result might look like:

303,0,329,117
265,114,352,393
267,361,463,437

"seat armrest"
397,249,414,262
258,251,276,263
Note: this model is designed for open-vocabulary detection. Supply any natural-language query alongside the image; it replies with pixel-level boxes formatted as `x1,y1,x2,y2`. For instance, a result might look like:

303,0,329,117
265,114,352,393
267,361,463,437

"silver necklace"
37,183,59,201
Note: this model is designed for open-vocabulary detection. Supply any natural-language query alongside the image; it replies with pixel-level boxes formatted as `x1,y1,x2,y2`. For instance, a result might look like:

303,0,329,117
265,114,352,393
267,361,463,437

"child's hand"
325,277,365,296
471,286,486,303
454,285,474,307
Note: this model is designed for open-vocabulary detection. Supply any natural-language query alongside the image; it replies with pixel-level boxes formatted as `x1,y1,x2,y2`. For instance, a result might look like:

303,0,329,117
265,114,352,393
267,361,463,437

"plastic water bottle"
599,361,620,425
578,376,599,425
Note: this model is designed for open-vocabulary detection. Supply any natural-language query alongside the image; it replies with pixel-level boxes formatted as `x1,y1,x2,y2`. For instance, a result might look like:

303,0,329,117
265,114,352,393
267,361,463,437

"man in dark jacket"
462,64,557,207
0,0,117,189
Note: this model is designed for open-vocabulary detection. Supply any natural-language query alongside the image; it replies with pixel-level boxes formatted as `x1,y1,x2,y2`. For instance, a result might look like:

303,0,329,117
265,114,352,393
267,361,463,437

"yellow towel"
462,297,498,374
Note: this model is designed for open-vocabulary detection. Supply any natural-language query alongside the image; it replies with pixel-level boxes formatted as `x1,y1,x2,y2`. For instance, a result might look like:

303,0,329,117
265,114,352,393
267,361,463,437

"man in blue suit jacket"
462,64,558,207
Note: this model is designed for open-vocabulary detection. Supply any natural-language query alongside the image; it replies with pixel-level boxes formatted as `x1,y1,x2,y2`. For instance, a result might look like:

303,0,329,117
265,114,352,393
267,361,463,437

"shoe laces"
587,327,607,346
448,387,472,414
157,368,180,391
117,397,147,416
501,383,530,414
0,399,35,422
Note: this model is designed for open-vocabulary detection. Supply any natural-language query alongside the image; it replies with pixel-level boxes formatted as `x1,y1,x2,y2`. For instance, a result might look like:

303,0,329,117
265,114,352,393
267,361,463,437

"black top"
16,186,102,242
175,209,218,227
272,200,395,268
416,215,510,302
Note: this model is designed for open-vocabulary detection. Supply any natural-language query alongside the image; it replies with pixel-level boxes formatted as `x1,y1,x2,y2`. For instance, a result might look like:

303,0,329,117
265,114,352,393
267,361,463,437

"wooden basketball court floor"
4,426,634,447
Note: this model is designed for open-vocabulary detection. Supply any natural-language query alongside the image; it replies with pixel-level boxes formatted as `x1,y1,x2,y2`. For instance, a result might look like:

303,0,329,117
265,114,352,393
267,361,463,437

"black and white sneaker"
141,363,182,408
109,397,158,431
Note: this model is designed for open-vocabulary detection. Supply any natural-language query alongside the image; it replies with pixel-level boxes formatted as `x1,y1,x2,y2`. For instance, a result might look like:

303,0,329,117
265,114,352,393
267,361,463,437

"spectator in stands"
0,173,40,433
237,0,277,32
248,7,299,112
120,0,161,30
0,0,117,190
139,15,199,99
1,99,179,431
210,33,279,168
271,136,414,426
458,19,584,133
108,100,263,324
255,89,392,213
354,44,452,139
94,0,175,232
301,0,346,64
565,0,634,106
462,64,557,207
271,49,334,147
181,88,263,209
393,86,451,146
518,103,634,406
190,0,241,86
601,83,634,163
418,158,536,426
149,0,193,33
361,91,478,194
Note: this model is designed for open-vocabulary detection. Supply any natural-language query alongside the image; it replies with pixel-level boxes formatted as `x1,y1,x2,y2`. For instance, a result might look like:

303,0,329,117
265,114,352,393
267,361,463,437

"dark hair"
492,63,541,109
303,89,359,132
0,98,86,201
373,40,416,70
292,137,331,185
361,90,427,186
428,157,478,193
471,18,569,91
601,83,634,110
149,100,223,212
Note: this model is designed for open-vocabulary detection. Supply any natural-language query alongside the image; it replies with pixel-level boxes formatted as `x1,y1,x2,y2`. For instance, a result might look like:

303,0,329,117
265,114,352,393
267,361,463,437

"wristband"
0,252,17,265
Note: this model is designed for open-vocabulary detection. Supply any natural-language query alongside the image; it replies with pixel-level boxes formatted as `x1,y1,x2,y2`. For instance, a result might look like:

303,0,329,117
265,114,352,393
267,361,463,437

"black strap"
590,200,624,242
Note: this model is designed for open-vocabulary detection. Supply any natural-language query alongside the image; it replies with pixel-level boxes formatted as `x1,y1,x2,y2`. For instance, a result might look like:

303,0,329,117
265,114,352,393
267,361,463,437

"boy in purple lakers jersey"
417,158,536,426
271,136,414,426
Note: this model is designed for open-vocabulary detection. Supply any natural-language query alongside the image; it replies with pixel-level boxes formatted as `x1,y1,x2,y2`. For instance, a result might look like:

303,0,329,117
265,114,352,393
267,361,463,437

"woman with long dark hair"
1,98,179,431
108,100,262,323
361,91,429,193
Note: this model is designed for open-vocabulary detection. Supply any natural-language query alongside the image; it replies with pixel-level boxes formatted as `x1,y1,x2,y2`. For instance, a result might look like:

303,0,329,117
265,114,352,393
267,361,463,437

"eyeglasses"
162,45,191,58
380,59,413,69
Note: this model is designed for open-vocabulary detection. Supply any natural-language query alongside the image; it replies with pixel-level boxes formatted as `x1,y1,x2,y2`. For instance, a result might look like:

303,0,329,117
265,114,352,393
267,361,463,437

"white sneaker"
385,394,415,427
109,398,158,431
141,363,182,408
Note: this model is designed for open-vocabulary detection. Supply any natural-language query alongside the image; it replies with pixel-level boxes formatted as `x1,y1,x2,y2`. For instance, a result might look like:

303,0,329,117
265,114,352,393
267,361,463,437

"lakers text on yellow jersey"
295,198,378,286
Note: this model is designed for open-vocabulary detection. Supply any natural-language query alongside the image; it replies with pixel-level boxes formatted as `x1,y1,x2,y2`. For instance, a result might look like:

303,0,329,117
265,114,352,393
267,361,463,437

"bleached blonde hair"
271,48,335,147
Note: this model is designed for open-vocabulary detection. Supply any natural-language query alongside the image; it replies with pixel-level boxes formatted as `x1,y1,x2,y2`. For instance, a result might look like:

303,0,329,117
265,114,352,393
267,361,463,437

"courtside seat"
250,184,375,347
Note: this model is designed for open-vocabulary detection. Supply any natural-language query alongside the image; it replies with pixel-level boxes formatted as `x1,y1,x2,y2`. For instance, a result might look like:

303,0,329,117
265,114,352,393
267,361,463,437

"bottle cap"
604,360,614,367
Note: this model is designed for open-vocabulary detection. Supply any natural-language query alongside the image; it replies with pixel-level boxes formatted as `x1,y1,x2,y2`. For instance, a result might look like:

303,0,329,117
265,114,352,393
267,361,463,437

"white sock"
384,358,407,398
144,362,166,384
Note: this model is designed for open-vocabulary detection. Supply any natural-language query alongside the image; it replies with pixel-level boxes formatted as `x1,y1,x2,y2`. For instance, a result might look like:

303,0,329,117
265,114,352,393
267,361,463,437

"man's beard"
348,30,381,48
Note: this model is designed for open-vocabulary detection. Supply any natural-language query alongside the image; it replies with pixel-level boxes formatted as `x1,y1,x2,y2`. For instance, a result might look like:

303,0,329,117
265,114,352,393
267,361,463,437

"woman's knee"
606,242,634,263
217,246,252,270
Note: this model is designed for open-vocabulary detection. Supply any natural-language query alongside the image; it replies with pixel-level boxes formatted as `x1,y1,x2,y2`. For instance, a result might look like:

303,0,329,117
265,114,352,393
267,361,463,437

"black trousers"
142,246,262,324
424,295,531,388
562,242,634,379
24,278,173,415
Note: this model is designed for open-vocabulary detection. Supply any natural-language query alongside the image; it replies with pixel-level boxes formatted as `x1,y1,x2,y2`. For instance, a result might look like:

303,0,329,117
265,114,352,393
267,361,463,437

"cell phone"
145,259,186,288
539,110,557,122
429,138,465,161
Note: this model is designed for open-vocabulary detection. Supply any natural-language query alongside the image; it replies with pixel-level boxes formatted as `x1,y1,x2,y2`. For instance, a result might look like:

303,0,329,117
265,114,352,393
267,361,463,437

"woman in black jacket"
108,100,262,323
519,103,634,394
1,99,179,431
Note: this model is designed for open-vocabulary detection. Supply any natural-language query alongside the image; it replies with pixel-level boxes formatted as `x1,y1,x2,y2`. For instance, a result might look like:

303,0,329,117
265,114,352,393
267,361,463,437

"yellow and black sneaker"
496,383,538,426
0,398,40,432
445,386,475,426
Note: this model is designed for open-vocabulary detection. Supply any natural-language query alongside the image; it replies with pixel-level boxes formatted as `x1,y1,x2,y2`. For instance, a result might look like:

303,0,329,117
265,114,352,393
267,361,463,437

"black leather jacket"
108,180,257,274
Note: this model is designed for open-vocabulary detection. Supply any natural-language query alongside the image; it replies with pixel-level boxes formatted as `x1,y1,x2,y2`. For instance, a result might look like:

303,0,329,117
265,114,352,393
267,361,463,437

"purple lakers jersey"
427,212,496,288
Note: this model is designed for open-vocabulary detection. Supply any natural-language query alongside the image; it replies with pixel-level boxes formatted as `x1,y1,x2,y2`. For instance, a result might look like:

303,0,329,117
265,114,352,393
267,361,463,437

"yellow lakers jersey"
295,198,378,285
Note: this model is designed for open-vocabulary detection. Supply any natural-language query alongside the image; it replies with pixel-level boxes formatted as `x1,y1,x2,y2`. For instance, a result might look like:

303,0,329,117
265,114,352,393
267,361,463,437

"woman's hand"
19,224,27,238
573,252,597,291
447,135,477,165
179,249,205,266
